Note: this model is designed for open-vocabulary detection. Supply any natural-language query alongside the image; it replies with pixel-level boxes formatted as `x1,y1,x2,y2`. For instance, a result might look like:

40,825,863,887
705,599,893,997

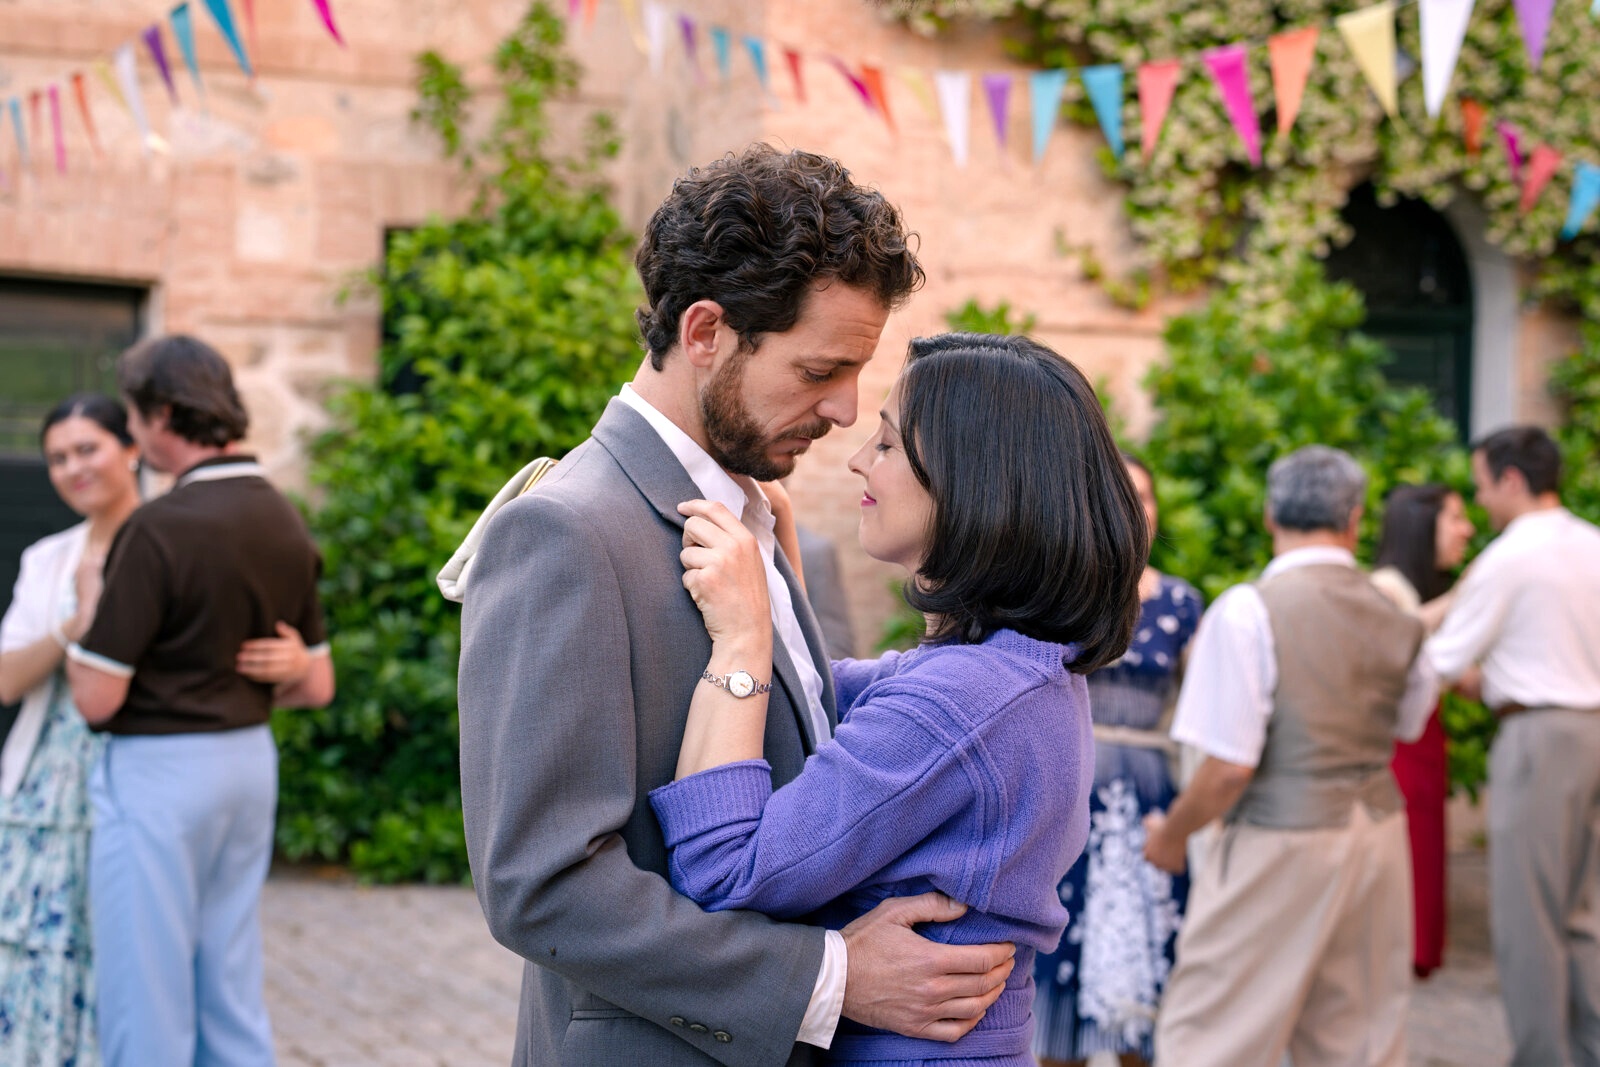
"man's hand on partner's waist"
839,892,1014,1043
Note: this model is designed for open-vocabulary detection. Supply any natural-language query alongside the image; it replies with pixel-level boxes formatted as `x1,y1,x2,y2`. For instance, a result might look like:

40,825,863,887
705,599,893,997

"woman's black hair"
1374,483,1458,603
40,393,134,448
898,333,1147,672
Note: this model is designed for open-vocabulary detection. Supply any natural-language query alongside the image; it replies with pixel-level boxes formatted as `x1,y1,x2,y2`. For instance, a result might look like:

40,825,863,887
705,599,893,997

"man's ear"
678,300,728,371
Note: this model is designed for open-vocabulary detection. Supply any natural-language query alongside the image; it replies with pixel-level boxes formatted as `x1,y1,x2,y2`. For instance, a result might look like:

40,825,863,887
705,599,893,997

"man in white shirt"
1426,425,1600,1067
455,145,1015,1067
1144,445,1438,1067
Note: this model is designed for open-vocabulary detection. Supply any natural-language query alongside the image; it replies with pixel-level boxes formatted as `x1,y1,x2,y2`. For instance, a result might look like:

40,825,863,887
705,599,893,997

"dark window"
1324,184,1475,439
0,277,145,733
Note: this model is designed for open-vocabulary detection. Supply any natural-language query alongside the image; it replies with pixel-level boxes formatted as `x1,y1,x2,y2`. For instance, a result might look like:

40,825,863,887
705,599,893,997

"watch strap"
700,669,772,697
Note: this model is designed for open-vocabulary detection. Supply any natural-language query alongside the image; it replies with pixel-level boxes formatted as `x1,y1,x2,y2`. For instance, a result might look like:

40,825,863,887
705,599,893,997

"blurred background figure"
1034,453,1202,1067
0,394,141,1066
795,523,858,659
1372,483,1476,979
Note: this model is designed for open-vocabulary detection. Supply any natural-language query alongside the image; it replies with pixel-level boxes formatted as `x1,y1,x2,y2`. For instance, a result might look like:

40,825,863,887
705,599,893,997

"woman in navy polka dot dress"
1032,455,1202,1067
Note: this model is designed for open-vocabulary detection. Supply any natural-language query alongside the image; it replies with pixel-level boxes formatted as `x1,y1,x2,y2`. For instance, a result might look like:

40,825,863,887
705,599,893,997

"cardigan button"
713,1031,732,1043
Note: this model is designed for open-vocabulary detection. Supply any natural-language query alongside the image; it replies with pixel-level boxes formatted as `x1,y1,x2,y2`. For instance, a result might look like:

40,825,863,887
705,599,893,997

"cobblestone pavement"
263,852,1513,1067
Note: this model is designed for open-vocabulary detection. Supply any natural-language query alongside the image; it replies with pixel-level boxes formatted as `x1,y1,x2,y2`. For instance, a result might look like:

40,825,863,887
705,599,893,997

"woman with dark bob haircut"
649,333,1146,1066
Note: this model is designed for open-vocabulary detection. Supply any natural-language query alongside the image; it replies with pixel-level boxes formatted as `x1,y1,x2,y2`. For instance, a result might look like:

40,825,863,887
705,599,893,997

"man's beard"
700,350,831,481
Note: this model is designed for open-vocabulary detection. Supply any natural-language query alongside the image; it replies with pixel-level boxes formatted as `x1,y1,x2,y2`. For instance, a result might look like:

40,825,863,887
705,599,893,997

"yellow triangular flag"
898,67,939,120
1336,1,1398,119
618,0,648,52
92,59,129,116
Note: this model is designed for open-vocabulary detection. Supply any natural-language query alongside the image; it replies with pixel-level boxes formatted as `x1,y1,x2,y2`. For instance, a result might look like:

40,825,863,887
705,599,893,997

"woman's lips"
861,493,876,506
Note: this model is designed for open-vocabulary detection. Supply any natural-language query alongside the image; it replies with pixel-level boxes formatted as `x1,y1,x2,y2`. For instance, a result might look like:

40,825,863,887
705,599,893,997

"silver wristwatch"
700,669,772,699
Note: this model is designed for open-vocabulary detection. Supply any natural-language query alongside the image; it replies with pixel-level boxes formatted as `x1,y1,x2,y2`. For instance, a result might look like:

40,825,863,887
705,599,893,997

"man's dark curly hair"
634,145,924,369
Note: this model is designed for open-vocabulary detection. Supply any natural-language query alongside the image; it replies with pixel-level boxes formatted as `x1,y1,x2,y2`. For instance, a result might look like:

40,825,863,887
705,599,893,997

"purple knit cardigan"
649,629,1094,1064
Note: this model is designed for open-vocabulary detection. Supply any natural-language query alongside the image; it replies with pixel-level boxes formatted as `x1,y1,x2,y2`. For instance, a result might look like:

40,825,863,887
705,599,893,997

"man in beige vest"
1143,445,1439,1067
1426,426,1600,1067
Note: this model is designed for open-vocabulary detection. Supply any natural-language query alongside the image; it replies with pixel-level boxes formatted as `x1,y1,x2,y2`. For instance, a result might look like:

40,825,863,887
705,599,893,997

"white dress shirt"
1170,546,1439,767
1425,507,1600,710
618,385,846,1048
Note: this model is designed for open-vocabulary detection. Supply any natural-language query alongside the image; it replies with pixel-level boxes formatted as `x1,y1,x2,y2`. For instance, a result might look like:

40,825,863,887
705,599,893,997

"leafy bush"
275,2,643,882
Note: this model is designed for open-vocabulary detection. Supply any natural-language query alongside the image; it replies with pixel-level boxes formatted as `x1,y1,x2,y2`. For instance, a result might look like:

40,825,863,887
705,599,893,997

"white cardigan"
0,522,87,797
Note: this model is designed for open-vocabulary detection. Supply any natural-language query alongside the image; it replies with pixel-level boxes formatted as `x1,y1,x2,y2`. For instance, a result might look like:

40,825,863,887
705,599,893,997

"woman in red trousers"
1372,484,1476,977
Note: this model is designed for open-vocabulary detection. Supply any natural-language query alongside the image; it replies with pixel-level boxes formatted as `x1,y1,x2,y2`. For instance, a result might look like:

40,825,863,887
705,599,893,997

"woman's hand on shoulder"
677,499,771,649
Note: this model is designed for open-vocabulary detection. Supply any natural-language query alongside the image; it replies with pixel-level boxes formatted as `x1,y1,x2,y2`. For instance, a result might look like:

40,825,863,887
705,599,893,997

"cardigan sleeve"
648,677,985,918
827,649,905,717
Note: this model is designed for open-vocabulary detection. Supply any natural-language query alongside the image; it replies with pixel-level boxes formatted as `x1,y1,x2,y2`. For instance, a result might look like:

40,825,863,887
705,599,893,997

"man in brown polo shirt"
66,334,334,1067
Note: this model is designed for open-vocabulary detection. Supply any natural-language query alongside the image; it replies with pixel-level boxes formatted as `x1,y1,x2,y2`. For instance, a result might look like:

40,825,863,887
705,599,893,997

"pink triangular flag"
1499,121,1524,182
982,73,1011,151
311,0,344,46
1137,60,1181,159
1268,27,1319,136
1205,44,1262,166
47,84,66,174
1520,144,1561,212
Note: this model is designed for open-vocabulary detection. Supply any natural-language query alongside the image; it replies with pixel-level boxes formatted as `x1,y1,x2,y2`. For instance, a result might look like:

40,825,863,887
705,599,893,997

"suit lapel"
774,546,839,740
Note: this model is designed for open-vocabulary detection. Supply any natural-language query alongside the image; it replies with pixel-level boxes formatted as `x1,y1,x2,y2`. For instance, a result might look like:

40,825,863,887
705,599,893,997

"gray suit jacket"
459,399,840,1066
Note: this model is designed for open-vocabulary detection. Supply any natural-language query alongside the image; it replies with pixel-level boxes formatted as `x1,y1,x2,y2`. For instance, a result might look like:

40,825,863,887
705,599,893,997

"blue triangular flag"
1562,162,1600,239
1028,69,1069,163
8,97,27,165
743,36,770,95
171,3,206,99
710,26,732,85
1081,64,1125,159
202,0,254,78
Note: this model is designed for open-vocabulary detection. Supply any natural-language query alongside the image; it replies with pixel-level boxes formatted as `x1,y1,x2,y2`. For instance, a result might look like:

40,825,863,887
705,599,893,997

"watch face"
728,670,756,698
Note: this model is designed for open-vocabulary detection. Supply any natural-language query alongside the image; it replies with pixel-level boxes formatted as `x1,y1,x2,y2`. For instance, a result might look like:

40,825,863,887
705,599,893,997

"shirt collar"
1262,544,1357,579
174,454,266,488
1502,506,1570,538
618,385,772,531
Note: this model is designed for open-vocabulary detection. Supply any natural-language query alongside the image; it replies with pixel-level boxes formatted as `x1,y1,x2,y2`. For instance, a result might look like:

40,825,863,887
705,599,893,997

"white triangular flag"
933,71,971,169
1421,0,1474,118
643,2,669,76
112,43,163,155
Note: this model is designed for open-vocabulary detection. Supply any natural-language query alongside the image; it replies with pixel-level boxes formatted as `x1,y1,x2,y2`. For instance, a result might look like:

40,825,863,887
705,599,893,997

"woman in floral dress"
0,395,141,1066
1033,454,1202,1067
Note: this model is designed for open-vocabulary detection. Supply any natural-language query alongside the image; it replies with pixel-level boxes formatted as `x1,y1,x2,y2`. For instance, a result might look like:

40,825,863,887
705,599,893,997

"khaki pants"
1154,805,1412,1067
1489,710,1600,1067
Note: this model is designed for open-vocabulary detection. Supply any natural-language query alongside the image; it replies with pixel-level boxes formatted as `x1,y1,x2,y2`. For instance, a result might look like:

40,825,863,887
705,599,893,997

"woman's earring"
129,460,140,472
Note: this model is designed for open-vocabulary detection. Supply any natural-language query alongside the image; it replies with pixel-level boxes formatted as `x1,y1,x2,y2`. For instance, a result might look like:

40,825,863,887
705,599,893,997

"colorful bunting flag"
1205,45,1261,166
112,43,157,155
1137,60,1181,159
71,73,101,156
742,36,770,96
1028,69,1068,163
982,74,1011,151
311,0,345,46
934,71,971,169
829,59,875,111
618,0,647,51
1337,2,1399,119
143,25,180,105
710,26,731,85
172,3,206,100
1461,97,1485,155
9,98,28,167
1421,0,1474,118
1512,0,1554,70
784,48,806,103
567,0,581,18
1520,144,1561,211
583,0,600,27
93,60,129,116
47,85,65,174
241,0,258,57
202,0,254,78
678,15,703,84
899,67,938,120
1268,27,1319,136
643,3,669,75
1081,65,1125,160
861,65,894,132
1562,162,1600,239
1499,121,1524,181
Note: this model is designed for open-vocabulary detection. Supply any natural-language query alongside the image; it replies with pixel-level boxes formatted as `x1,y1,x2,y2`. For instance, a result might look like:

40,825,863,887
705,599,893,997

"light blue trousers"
89,725,278,1067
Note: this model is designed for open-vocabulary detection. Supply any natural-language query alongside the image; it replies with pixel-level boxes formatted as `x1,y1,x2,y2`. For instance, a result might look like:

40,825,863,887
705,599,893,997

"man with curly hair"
456,145,1017,1066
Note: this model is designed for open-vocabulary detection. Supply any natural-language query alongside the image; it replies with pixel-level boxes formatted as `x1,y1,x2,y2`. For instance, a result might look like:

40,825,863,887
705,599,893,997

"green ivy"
276,2,642,883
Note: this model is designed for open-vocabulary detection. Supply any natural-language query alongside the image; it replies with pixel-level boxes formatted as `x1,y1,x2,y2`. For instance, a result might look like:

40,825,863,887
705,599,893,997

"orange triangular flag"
1268,26,1320,136
1520,144,1562,212
1137,60,1182,159
1461,97,1485,156
861,64,895,132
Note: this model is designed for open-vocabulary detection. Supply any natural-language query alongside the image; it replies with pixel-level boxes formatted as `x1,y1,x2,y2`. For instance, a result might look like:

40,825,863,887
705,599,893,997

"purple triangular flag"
982,74,1011,150
1512,0,1555,70
678,15,704,85
142,25,180,105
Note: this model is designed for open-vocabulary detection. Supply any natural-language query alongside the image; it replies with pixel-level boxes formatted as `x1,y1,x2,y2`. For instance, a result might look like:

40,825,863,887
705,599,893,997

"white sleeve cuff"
796,929,846,1049
66,643,136,679
305,642,332,657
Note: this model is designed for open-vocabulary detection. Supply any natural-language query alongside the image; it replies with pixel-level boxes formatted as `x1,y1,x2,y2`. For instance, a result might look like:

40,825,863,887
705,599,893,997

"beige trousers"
1153,805,1412,1067
1489,709,1600,1067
